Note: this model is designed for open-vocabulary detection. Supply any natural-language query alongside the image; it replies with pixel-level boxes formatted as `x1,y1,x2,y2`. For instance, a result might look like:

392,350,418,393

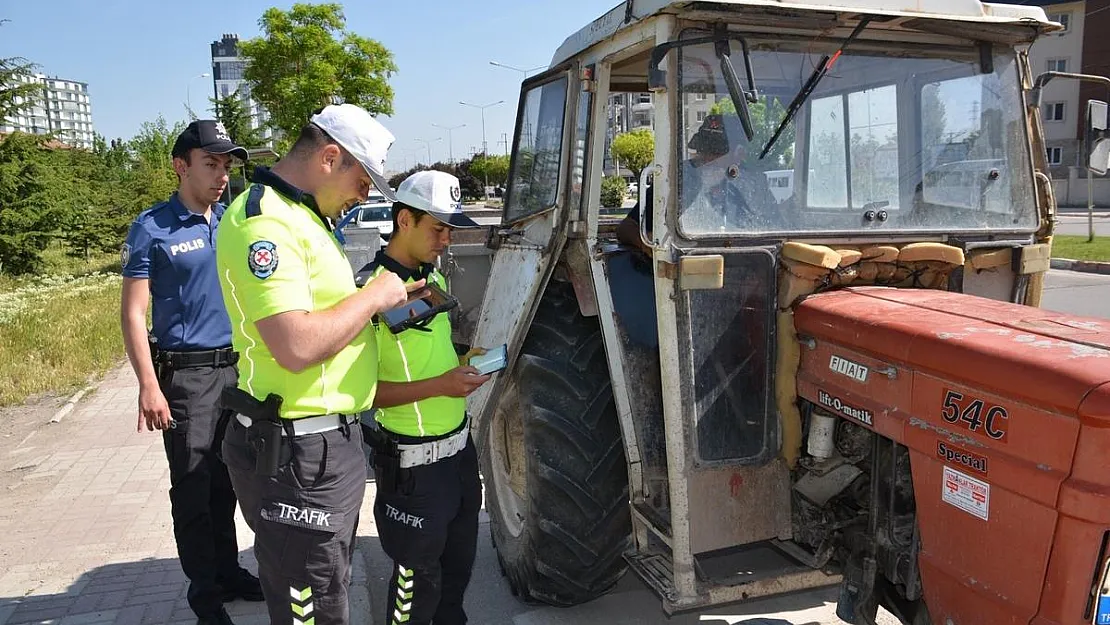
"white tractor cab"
460,1,1110,623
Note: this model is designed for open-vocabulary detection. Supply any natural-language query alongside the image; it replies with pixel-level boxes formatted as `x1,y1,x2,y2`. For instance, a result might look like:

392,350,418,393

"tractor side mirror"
1086,100,1109,175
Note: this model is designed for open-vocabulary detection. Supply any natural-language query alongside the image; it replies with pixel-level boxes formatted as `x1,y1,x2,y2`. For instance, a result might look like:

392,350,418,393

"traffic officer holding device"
215,104,420,625
120,120,262,625
362,170,492,625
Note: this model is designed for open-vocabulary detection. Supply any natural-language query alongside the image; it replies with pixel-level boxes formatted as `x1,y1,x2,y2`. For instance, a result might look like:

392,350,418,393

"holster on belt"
148,336,169,383
361,419,400,492
221,387,285,477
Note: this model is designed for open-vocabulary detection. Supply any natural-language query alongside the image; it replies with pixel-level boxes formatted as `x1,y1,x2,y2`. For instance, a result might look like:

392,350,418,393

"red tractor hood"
792,287,1110,625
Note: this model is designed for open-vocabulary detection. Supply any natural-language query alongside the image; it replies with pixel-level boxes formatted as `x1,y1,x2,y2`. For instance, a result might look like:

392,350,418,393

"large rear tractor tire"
479,279,632,606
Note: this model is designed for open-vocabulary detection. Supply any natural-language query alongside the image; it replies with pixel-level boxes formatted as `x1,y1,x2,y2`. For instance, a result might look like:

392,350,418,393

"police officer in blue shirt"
120,120,263,625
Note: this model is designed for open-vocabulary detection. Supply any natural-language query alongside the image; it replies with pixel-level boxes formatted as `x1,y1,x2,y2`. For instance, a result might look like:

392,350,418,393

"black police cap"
172,120,249,161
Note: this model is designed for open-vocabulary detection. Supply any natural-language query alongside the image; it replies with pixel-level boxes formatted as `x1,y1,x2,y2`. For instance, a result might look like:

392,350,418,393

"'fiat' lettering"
829,355,869,383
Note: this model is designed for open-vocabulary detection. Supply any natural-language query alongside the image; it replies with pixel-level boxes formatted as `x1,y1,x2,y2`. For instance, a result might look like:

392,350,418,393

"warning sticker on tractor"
942,466,990,521
1096,595,1110,625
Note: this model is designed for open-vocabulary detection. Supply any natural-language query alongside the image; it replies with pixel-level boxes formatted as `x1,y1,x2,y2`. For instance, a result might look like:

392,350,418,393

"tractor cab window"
675,35,1036,237
505,75,570,223
807,85,900,211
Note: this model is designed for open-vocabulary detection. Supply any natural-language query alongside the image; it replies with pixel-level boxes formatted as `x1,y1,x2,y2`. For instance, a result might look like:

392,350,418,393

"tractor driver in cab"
616,112,789,252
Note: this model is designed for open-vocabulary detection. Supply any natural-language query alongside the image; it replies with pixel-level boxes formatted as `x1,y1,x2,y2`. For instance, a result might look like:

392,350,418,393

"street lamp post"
431,123,465,164
186,72,211,118
414,138,442,166
458,101,503,156
489,61,546,79
459,100,504,199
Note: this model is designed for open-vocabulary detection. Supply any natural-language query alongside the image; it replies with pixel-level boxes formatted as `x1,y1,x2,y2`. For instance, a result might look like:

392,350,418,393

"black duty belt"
157,347,238,369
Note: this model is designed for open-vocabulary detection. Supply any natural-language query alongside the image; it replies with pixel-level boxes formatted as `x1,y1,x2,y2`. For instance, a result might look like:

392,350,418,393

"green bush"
601,175,627,208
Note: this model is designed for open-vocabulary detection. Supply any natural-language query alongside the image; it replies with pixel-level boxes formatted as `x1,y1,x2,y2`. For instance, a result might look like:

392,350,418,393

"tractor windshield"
675,34,1037,237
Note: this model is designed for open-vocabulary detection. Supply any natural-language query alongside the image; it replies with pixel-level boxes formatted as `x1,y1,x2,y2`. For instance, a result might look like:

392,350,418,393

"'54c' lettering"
941,389,1008,441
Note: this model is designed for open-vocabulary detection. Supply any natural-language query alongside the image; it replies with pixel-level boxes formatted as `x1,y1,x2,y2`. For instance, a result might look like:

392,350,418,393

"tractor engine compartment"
785,285,1110,625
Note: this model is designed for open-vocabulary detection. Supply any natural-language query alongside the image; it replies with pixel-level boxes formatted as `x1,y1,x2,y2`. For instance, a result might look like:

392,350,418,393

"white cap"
310,103,397,201
394,170,479,228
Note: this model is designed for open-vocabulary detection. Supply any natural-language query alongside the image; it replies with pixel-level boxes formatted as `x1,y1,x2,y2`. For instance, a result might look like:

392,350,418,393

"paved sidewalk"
0,364,372,625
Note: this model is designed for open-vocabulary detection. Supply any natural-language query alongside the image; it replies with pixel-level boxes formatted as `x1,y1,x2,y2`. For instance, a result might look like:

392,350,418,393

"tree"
126,116,184,209
468,154,510,188
128,116,184,173
450,158,485,201
62,145,118,261
610,129,654,181
709,95,794,170
0,22,43,123
0,134,69,273
0,109,187,275
600,175,627,208
240,3,397,140
387,158,484,202
211,88,263,148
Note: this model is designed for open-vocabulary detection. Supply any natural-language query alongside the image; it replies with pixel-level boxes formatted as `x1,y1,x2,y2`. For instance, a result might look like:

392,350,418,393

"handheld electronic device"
470,343,508,375
377,282,458,334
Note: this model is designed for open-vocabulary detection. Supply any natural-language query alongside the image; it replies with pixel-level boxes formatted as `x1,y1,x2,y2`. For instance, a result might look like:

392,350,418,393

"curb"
1056,211,1110,218
1050,257,1110,275
48,384,94,423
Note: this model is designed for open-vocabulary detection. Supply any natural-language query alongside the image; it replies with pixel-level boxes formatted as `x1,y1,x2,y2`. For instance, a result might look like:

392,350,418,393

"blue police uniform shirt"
121,193,233,350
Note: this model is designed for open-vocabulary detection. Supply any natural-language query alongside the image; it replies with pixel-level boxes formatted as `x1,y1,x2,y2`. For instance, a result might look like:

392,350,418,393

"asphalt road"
361,270,1110,625
1042,268,1110,318
1054,213,1110,237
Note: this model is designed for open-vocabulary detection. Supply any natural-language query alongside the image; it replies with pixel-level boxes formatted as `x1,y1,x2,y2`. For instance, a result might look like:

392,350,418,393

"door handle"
639,165,658,251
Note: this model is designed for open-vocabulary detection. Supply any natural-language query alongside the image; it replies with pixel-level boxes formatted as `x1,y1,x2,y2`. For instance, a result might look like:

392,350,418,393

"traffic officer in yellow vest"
363,170,490,625
214,103,421,625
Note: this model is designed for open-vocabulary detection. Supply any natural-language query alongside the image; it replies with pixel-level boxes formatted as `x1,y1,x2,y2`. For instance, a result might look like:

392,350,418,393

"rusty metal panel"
687,459,792,554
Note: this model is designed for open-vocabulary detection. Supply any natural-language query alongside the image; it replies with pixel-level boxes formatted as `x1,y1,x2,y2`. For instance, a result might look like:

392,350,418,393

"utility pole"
498,132,510,156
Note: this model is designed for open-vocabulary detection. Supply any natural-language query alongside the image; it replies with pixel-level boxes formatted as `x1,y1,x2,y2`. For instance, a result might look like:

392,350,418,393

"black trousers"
223,416,366,625
373,437,481,625
159,364,242,617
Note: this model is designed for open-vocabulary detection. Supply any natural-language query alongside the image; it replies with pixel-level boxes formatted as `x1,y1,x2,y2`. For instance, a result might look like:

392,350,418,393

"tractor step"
626,542,842,614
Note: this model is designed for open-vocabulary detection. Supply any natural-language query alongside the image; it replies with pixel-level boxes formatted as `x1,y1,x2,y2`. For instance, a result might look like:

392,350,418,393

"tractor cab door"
615,26,834,613
465,65,579,431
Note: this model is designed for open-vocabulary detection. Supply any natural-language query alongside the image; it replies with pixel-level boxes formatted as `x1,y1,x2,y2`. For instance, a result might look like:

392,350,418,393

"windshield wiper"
759,17,872,160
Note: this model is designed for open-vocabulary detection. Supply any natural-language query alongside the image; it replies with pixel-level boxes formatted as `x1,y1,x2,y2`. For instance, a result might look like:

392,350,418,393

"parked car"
337,191,393,239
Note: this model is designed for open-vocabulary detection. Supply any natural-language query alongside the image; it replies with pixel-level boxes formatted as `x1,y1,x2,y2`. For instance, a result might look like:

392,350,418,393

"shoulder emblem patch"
119,243,131,269
248,240,279,279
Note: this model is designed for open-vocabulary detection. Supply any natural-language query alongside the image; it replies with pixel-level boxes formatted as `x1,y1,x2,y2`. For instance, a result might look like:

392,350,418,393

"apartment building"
1027,1,1088,175
1,72,94,149
210,33,272,144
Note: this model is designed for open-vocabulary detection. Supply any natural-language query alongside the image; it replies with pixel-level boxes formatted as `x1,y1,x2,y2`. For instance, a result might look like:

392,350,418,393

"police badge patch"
248,240,278,279
450,185,461,202
119,243,131,269
214,122,232,142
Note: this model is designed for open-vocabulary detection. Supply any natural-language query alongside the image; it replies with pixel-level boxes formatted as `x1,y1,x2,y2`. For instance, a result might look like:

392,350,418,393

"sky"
0,0,614,171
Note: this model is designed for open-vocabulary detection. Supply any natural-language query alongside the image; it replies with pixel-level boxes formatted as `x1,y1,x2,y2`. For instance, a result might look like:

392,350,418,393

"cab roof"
551,0,1057,65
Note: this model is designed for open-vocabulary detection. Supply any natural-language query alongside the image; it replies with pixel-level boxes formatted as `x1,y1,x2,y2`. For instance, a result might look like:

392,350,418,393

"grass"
0,244,125,407
1051,235,1110,262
